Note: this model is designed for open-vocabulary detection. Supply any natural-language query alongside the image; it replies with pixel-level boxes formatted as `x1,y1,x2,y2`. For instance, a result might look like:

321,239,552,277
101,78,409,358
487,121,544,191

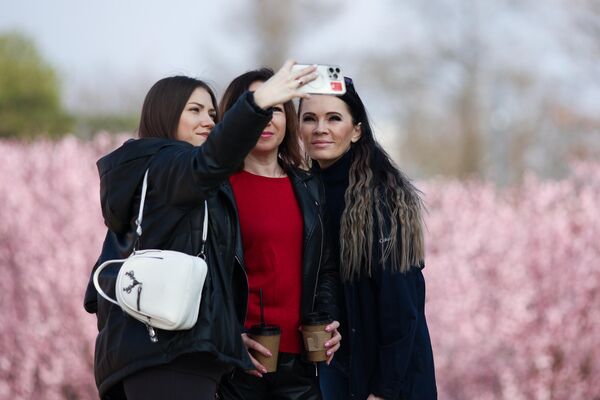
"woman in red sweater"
217,68,341,400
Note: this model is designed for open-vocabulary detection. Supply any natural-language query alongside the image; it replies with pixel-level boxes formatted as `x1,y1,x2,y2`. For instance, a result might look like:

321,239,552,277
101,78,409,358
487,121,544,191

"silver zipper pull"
146,323,158,343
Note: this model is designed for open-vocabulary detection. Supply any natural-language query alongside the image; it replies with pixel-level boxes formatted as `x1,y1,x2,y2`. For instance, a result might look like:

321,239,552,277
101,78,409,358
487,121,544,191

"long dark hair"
138,76,218,140
219,68,303,171
301,78,425,281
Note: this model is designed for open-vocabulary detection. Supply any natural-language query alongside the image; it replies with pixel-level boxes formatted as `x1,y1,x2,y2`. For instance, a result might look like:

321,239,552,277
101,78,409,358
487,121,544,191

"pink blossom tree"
424,162,600,399
0,135,127,399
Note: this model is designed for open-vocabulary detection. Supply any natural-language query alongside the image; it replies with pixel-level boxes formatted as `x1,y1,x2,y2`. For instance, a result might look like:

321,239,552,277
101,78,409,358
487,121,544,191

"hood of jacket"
96,137,188,234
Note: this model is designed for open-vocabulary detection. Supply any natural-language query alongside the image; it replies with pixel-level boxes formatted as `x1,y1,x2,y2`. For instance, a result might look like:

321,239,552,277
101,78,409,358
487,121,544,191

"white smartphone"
291,64,346,95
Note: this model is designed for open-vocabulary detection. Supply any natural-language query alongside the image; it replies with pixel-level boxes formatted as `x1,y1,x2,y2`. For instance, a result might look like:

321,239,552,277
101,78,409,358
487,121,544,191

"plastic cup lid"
302,311,332,325
247,324,281,336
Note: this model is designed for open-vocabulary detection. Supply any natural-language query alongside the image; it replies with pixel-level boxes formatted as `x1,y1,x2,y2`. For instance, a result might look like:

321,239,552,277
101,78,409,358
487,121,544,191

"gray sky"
1,0,212,75
0,0,259,111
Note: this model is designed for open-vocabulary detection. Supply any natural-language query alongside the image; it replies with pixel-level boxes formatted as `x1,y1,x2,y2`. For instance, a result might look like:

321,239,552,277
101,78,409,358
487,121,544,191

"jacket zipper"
223,183,250,325
235,254,250,324
311,204,324,312
303,179,324,312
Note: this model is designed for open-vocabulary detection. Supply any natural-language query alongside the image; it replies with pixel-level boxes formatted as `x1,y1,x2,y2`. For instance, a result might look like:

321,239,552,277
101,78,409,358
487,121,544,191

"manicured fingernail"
327,350,332,356
262,368,268,373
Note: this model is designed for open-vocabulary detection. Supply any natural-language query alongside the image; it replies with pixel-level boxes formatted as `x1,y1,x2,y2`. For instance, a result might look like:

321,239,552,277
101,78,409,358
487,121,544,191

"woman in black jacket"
216,68,340,400
298,77,437,400
84,61,317,400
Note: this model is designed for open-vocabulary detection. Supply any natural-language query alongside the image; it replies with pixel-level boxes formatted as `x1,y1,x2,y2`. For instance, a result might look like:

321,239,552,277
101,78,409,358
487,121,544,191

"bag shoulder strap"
135,169,150,237
135,169,208,255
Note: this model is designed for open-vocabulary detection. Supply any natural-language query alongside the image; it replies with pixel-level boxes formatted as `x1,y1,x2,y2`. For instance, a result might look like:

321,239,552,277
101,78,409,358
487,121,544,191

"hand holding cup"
300,312,341,364
245,324,281,376
323,320,341,365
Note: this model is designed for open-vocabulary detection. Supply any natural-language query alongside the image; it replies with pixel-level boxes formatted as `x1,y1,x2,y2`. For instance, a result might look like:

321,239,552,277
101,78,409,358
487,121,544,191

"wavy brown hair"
218,68,303,171
301,78,425,281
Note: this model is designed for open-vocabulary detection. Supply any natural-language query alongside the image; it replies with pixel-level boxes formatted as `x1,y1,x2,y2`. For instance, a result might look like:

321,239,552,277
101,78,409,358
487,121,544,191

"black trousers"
218,353,321,400
123,367,218,400
123,353,230,400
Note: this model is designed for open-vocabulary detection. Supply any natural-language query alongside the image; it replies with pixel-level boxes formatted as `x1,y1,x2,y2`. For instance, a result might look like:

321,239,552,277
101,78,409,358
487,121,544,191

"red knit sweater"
229,170,303,354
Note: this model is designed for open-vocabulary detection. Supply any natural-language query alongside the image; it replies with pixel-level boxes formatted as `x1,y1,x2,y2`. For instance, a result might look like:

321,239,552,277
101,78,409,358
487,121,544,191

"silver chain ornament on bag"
93,169,208,342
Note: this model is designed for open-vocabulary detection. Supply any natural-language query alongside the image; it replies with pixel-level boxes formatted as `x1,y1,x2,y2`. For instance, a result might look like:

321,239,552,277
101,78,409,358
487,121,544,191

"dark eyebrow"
188,102,216,112
301,111,342,117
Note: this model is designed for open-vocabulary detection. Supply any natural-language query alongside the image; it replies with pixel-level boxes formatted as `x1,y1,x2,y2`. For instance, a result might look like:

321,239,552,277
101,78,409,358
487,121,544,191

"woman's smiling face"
299,95,361,169
175,87,216,146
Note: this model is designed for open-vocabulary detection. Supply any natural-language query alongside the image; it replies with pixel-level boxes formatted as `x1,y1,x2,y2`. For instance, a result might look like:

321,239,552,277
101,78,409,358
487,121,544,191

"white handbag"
93,169,208,342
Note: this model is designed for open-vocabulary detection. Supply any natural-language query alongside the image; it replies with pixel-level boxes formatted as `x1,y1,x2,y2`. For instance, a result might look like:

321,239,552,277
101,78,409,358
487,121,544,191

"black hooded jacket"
83,92,338,399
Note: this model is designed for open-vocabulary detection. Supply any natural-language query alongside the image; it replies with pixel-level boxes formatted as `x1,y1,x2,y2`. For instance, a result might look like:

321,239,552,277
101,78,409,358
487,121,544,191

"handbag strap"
135,169,208,255
93,258,128,306
134,169,150,237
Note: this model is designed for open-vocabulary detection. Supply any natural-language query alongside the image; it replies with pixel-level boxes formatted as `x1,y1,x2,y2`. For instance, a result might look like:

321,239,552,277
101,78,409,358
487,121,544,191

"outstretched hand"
253,60,317,109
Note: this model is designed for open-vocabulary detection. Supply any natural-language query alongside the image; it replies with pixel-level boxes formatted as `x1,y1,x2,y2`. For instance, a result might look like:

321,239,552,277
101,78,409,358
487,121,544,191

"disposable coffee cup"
301,312,333,362
247,324,281,373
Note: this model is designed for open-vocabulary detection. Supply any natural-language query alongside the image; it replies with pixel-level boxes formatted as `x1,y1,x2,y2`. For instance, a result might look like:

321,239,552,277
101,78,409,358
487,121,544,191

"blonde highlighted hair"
340,141,425,281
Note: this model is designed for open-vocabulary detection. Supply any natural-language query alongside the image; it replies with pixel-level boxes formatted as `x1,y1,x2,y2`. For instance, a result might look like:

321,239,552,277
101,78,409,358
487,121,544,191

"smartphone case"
292,64,346,95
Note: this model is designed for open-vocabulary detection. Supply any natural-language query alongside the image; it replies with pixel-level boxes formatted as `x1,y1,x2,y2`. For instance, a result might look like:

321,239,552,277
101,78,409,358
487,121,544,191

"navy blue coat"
315,150,437,399
342,258,437,399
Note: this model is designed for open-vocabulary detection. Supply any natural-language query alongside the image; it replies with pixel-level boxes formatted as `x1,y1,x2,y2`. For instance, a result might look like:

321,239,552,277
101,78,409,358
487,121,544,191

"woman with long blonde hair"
299,77,437,400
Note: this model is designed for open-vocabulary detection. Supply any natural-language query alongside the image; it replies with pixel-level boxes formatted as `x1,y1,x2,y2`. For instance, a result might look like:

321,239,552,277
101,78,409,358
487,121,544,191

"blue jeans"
318,363,349,400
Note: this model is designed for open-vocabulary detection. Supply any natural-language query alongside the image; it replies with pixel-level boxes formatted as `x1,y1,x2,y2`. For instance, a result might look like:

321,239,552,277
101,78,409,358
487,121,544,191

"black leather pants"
218,353,321,400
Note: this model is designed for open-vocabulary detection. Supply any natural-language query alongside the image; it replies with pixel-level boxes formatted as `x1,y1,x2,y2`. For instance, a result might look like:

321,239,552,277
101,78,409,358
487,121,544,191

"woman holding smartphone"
84,61,317,400
216,68,341,400
298,77,437,400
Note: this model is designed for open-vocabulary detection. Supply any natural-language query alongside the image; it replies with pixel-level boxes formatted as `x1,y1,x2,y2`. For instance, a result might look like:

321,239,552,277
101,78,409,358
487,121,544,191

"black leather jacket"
83,93,337,399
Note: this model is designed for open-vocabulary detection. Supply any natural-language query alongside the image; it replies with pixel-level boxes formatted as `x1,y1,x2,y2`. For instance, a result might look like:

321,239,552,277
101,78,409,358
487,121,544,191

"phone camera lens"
335,68,340,73
333,73,338,79
328,67,334,72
